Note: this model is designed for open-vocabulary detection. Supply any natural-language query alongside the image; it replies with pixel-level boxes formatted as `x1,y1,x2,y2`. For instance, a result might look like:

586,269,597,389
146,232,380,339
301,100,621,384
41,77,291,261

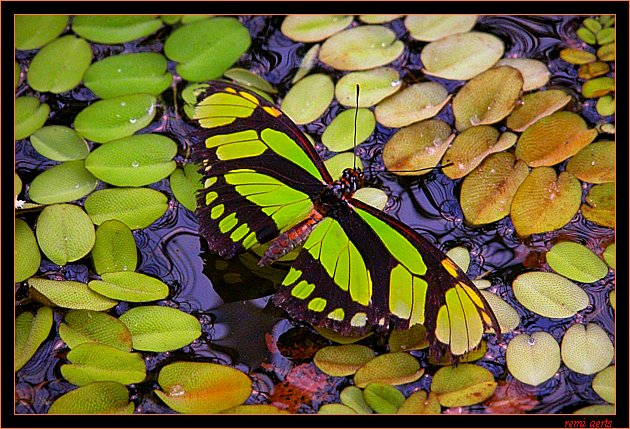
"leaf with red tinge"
483,379,538,414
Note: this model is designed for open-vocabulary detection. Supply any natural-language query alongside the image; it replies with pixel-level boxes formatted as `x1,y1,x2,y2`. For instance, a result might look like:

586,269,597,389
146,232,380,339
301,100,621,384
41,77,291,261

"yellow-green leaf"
15,218,41,283
592,366,615,404
505,90,572,132
430,364,497,407
582,183,615,228
546,241,609,283
405,15,476,41
91,220,138,275
375,81,451,128
28,278,118,311
560,48,597,64
506,332,560,386
48,381,134,414
353,352,423,388
362,382,405,414
15,306,53,371
388,324,429,352
340,385,373,414
28,161,98,205
321,108,375,152
397,390,441,414
281,15,353,43
84,188,168,229
336,67,401,107
480,291,520,333
59,309,133,351
496,58,550,91
603,243,615,269
89,271,169,302
512,272,589,318
313,344,376,377
561,323,614,375
281,73,333,125
565,141,615,184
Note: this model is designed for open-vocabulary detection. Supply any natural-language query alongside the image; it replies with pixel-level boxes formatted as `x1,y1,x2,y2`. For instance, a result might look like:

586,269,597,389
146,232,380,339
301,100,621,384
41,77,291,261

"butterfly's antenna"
364,162,455,177
354,84,359,171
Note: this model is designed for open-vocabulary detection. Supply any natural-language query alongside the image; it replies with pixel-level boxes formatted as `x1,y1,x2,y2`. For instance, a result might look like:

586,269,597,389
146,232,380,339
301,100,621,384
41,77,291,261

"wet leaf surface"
505,90,572,132
375,81,450,128
336,67,401,107
59,309,133,351
512,272,589,318
28,161,98,205
506,332,560,386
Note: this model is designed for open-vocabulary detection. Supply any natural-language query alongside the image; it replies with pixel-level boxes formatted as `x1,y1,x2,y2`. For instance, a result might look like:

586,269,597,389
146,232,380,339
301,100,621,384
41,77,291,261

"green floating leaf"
510,168,581,236
89,272,169,302
577,27,596,44
353,187,388,211
480,291,520,333
15,62,21,89
452,66,523,131
28,278,118,311
405,15,477,41
72,15,162,44
15,306,53,371
597,43,614,61
340,385,373,414
224,68,277,94
91,219,138,275
546,241,609,283
430,364,497,407
324,152,363,179
388,324,429,352
164,17,251,82
281,15,353,42
473,279,492,290
512,271,589,318
313,344,376,377
15,96,50,140
320,25,404,71
155,361,252,414
445,246,470,273
27,35,92,94
35,204,96,266
496,58,550,91
573,404,616,415
353,352,423,388
609,289,616,311
84,52,173,98
318,404,357,414
397,390,441,414
582,76,615,99
603,243,615,269
596,27,614,45
73,94,157,143
15,15,68,50
362,382,405,414
561,323,614,375
336,67,401,107
596,95,615,117
506,90,572,132
559,48,597,64
359,15,404,24
16,173,23,196
281,73,333,125
48,381,134,414
84,188,168,229
61,342,146,386
382,119,453,176
59,309,133,351
583,18,602,34
28,161,98,205
321,108,375,152
119,305,201,352
375,81,450,128
460,152,529,226
582,183,615,228
15,218,41,283
292,44,320,84
170,163,203,212
29,126,90,161
592,365,615,404
220,405,290,414
506,332,560,386
85,134,177,187
442,127,517,179
421,32,504,80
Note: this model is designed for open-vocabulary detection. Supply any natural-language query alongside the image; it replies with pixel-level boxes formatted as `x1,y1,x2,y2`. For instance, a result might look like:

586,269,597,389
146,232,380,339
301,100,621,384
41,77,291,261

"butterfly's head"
340,167,365,194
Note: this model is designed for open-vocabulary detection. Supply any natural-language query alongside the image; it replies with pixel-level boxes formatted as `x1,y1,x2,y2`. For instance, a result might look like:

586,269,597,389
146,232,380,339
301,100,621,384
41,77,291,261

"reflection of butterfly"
192,80,500,359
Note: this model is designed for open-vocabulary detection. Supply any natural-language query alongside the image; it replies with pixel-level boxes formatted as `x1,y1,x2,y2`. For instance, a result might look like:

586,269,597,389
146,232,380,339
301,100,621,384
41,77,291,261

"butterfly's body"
192,81,500,360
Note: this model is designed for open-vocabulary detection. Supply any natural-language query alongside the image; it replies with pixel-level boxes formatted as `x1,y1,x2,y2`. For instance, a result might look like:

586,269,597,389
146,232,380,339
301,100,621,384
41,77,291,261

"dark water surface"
15,15,615,415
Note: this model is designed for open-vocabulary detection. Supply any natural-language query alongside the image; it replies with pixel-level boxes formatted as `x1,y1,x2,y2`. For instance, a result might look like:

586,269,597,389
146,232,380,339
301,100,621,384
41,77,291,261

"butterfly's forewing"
192,81,331,258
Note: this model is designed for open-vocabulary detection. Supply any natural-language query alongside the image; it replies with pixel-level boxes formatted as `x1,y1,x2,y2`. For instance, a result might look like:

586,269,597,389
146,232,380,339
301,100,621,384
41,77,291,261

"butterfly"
191,80,500,360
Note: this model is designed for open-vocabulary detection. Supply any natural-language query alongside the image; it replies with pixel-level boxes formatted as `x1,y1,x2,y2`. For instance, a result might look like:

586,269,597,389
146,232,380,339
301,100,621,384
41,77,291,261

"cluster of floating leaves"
14,14,615,414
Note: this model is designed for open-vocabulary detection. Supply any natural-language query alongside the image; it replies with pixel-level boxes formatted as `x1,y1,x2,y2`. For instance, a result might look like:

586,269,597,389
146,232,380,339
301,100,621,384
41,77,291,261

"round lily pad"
84,134,177,186
516,111,597,167
405,15,477,41
281,15,353,42
27,35,92,94
89,271,170,302
430,363,497,407
382,119,454,176
61,342,146,386
119,305,201,352
48,381,134,414
292,43,320,84
512,271,589,318
91,219,138,275
592,365,615,404
281,73,333,125
460,152,529,226
581,183,615,228
15,15,68,50
169,163,203,212
164,17,251,82
28,161,98,205
397,390,441,414
546,242,609,283
340,385,373,414
506,332,560,386
320,25,404,71
59,309,133,351
353,352,423,388
561,323,614,375
335,67,401,107
224,68,277,94
505,90,572,132
421,31,504,81
452,66,523,131
313,344,376,377
321,108,375,152
73,94,158,143
375,81,450,128
28,278,118,311
16,96,50,140
510,168,581,236
72,15,163,44
29,126,90,161
566,141,615,184
84,188,168,229
154,361,252,414
362,382,405,414
479,290,520,333
15,218,41,283
496,58,550,91
84,52,173,98
15,306,53,371
35,204,96,266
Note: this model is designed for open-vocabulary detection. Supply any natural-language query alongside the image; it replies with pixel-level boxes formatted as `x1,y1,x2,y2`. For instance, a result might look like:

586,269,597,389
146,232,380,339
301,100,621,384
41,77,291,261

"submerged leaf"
506,332,560,386
512,271,589,318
